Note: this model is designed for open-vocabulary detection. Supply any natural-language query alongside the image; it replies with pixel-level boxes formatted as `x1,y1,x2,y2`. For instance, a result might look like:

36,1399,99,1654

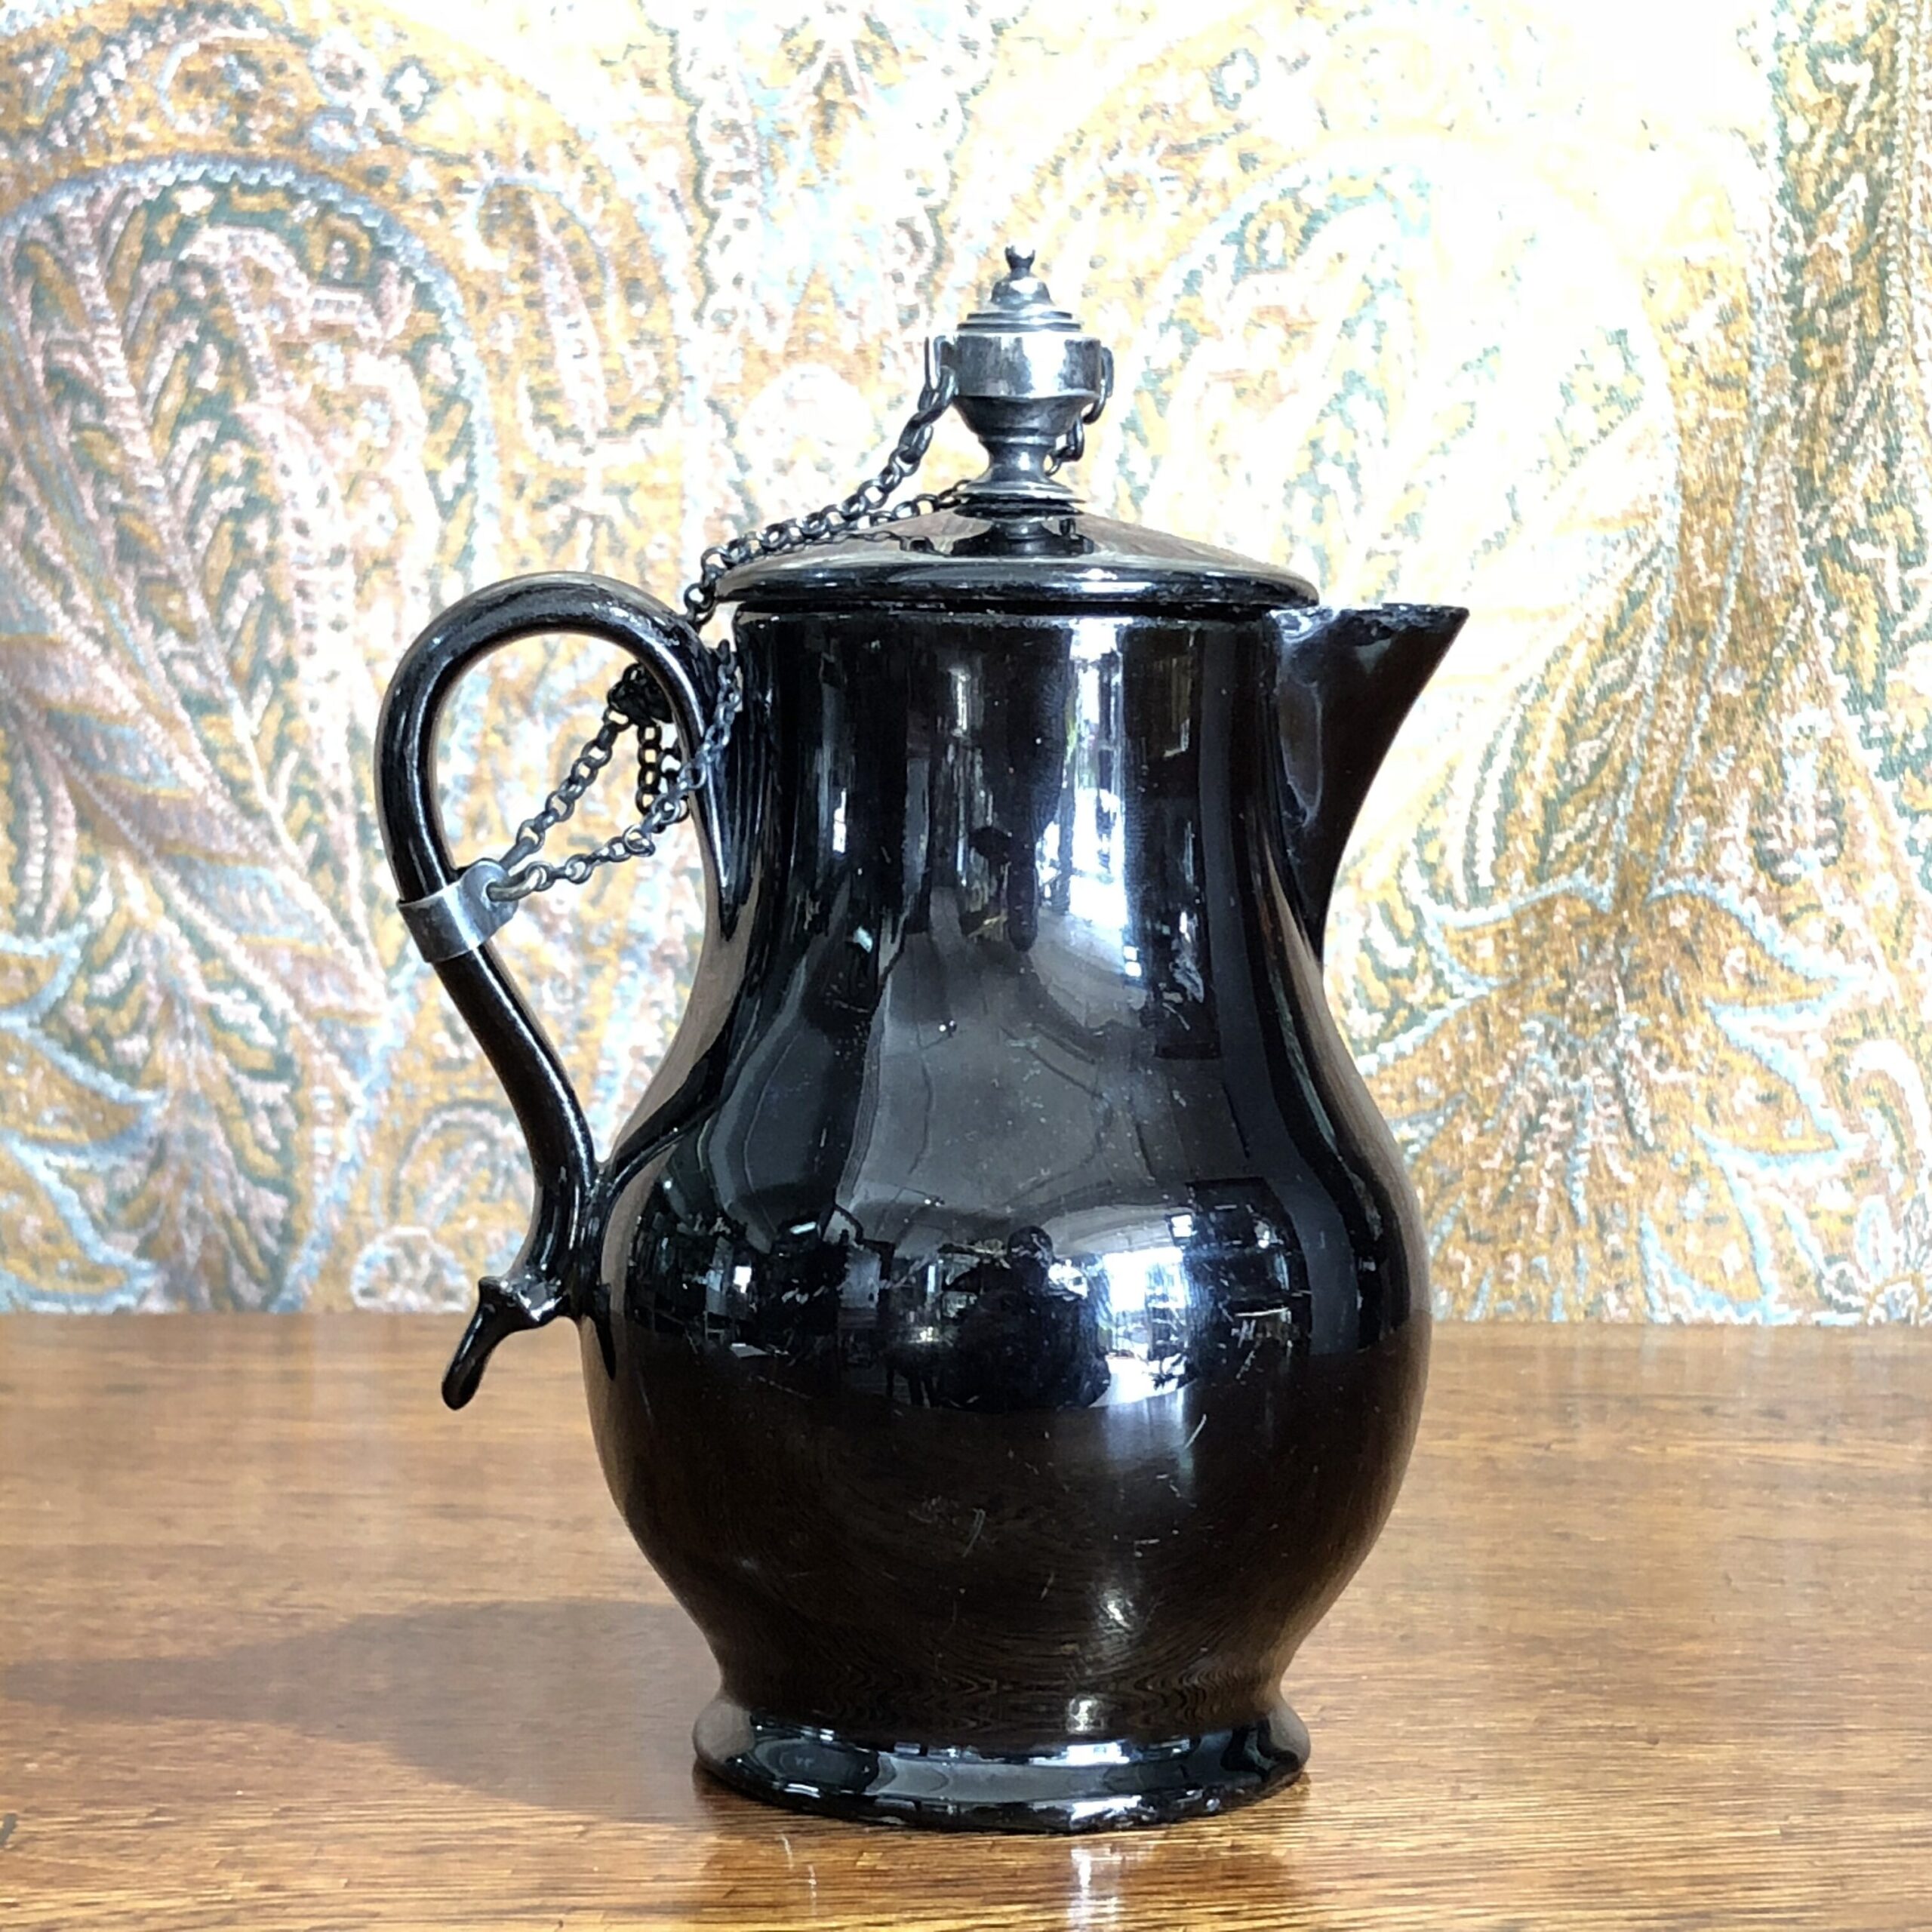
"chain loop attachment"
397,857,518,964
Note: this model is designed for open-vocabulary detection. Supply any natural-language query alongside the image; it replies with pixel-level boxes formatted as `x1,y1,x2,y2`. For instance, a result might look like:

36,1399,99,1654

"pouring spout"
1266,601,1467,959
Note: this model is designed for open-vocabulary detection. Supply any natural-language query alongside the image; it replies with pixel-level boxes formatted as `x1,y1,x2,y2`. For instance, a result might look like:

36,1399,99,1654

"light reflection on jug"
626,1194,1315,1414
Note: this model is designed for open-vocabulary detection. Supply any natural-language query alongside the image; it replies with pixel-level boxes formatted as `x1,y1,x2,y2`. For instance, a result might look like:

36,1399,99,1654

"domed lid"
716,247,1318,617
718,504,1317,613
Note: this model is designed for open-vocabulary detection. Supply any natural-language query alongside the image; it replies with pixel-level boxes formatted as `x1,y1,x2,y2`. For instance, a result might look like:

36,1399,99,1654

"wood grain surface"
1,1318,1927,1930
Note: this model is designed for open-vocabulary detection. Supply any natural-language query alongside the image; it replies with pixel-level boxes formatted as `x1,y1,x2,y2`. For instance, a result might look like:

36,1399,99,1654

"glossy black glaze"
572,596,1464,1828
375,522,1466,1827
691,1696,1311,1832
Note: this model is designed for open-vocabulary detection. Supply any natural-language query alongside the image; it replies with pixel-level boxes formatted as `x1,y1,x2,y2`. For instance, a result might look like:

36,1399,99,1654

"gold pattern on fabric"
0,0,1924,1320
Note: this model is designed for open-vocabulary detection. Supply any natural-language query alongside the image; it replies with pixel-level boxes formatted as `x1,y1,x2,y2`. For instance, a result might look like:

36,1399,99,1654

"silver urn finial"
934,243,1114,507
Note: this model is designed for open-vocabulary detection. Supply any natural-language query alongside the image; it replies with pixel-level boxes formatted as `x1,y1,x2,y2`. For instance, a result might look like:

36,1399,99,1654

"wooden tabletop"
2,1318,1927,1930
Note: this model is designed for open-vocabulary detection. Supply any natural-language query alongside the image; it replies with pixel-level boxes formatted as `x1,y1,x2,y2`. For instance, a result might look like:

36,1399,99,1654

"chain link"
488,650,746,900
483,361,961,907
678,362,959,632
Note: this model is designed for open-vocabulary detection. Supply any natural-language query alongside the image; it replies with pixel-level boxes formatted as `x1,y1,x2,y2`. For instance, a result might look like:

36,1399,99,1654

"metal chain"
1043,358,1110,477
484,359,961,906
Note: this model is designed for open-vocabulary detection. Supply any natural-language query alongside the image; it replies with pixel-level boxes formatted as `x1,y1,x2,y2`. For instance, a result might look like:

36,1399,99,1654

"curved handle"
374,573,720,1408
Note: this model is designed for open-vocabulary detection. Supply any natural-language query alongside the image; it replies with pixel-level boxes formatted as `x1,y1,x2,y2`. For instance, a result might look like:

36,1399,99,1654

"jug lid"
717,247,1318,617
716,506,1318,614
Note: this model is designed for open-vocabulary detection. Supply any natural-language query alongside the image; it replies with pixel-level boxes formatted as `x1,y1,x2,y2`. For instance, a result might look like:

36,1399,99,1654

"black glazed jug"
375,248,1466,1832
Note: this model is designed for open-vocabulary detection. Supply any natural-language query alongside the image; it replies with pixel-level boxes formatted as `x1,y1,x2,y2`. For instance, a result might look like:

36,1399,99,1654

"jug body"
581,598,1431,1829
374,246,1465,1833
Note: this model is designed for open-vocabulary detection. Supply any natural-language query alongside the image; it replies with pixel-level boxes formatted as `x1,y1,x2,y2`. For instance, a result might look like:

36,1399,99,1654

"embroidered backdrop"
2,0,1926,1320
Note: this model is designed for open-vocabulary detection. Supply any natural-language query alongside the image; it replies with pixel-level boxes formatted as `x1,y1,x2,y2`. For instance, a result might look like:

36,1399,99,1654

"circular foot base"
693,1696,1309,1834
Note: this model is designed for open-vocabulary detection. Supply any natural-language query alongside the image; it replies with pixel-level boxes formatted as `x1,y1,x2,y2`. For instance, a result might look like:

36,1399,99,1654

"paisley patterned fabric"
0,0,1924,1321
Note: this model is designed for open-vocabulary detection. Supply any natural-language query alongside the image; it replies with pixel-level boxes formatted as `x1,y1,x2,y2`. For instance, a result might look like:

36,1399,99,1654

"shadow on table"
4,1597,713,1823
8,1599,1327,1924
